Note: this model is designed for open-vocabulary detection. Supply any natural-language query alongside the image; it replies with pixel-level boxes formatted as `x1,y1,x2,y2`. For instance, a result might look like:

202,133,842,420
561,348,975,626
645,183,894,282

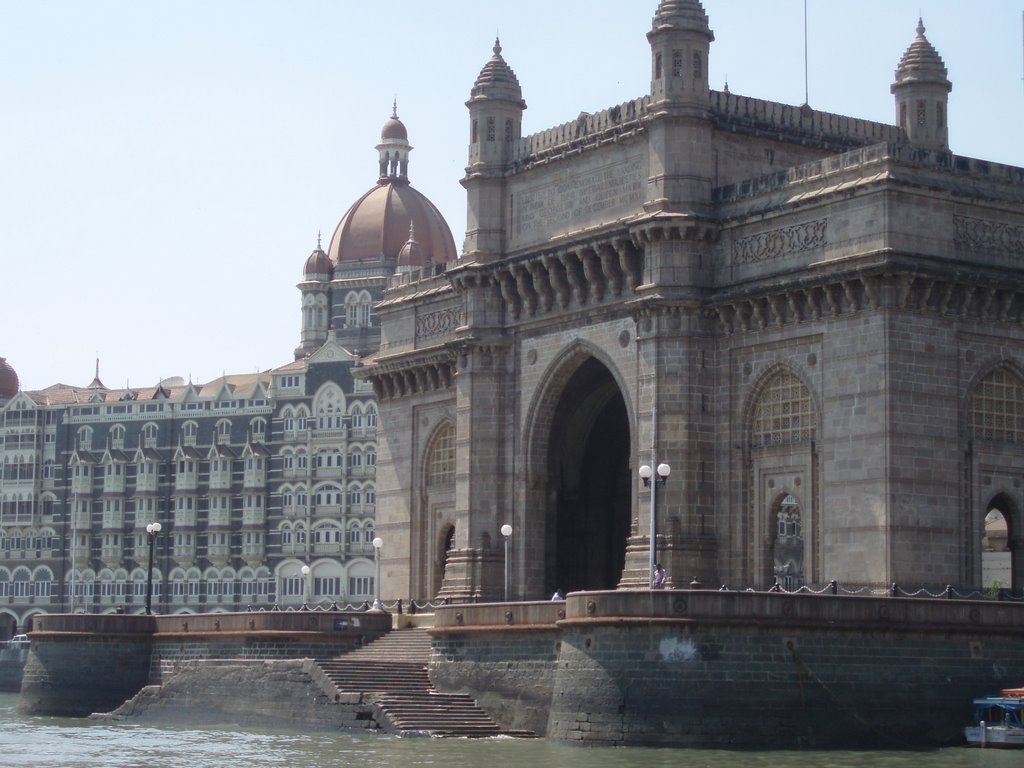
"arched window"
751,370,815,447
970,367,1024,443
110,424,126,449
250,418,266,443
78,426,93,451
426,422,456,488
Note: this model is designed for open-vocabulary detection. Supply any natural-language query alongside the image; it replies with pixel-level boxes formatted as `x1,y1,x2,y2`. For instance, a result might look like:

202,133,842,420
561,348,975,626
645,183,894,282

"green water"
0,694,1018,768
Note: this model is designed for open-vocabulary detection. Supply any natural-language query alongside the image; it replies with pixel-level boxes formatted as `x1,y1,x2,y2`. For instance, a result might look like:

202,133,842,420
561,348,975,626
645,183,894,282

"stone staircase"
316,626,526,738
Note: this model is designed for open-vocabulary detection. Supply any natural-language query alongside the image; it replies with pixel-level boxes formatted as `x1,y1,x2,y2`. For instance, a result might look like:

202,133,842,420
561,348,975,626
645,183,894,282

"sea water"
0,694,1018,768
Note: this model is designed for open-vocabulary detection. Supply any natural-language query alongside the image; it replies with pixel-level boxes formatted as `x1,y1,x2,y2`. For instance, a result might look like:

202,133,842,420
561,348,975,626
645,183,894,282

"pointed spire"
88,357,106,390
893,16,950,89
469,36,526,107
651,0,714,42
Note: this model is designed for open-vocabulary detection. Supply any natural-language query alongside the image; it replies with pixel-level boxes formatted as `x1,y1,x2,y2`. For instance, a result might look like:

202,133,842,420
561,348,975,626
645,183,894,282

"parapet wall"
20,610,389,717
430,590,1024,748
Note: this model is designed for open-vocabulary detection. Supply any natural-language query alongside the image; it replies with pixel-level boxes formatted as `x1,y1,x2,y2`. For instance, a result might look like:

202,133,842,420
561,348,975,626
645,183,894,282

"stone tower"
462,39,526,264
891,19,952,151
645,0,715,213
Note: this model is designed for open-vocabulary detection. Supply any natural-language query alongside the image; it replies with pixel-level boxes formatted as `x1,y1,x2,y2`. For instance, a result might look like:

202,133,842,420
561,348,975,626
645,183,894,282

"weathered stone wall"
98,659,375,731
19,610,389,717
430,591,1024,749
20,633,153,717
0,643,27,692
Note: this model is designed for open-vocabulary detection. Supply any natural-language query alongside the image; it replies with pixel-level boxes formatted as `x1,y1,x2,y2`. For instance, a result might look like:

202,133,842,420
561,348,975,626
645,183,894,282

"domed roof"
651,0,714,41
468,38,526,108
396,222,426,274
327,111,458,270
893,19,951,91
381,112,408,141
0,357,19,399
303,236,332,281
328,182,457,269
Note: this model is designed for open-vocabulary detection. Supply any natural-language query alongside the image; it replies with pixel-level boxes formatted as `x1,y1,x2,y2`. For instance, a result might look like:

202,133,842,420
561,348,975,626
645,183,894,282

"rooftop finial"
317,230,322,249
917,17,925,37
392,97,398,118
493,36,501,56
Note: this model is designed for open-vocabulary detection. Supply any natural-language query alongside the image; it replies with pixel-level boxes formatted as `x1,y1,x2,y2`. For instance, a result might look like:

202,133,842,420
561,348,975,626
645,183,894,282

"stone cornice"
712,253,1024,335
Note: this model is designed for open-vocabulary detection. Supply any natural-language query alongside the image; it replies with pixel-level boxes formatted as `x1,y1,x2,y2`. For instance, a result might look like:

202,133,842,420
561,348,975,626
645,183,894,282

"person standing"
652,564,666,589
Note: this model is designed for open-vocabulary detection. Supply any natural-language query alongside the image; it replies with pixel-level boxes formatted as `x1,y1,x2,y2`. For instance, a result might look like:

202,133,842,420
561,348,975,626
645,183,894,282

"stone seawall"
0,643,28,692
96,658,375,731
19,611,389,718
430,591,1024,748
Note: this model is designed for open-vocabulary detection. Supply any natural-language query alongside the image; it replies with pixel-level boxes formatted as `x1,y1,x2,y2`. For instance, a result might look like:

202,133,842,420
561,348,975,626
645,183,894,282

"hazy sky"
3,1,1022,393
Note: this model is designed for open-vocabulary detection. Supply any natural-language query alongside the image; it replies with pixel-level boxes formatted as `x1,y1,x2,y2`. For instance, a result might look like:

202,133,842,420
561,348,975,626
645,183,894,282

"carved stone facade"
361,2,1024,602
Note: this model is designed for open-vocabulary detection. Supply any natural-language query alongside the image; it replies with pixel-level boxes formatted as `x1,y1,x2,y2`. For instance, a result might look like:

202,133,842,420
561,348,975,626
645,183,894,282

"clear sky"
3,1,1022,393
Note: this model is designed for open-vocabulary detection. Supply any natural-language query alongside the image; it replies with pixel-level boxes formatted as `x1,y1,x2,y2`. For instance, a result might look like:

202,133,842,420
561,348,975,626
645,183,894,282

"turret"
462,38,526,263
644,0,715,214
891,19,952,151
294,235,331,360
377,100,412,182
648,0,714,110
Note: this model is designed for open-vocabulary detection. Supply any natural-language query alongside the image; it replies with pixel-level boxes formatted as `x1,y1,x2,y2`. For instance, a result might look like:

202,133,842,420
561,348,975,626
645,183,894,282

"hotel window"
349,576,372,596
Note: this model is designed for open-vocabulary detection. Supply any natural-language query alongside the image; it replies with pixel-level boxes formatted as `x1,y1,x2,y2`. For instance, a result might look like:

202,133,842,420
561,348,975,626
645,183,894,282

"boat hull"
965,725,1024,748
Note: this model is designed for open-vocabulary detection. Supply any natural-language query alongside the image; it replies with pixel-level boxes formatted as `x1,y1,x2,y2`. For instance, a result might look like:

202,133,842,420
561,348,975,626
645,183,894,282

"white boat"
965,688,1024,748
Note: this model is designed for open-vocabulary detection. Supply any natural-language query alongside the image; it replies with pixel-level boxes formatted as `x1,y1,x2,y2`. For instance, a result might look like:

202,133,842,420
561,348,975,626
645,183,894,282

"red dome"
327,180,457,269
303,245,333,280
0,358,19,399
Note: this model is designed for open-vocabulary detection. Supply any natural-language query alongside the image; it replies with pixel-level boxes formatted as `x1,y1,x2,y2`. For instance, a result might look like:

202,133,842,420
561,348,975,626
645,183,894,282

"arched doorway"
545,358,630,595
982,495,1014,593
771,493,805,590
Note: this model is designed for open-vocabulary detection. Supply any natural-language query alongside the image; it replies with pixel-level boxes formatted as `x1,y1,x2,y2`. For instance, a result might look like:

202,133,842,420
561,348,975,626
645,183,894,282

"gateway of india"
2,2,1023,636
362,0,1024,602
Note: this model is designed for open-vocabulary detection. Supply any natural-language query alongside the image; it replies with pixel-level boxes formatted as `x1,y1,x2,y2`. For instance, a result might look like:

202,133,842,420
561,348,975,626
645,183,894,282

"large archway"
545,357,631,595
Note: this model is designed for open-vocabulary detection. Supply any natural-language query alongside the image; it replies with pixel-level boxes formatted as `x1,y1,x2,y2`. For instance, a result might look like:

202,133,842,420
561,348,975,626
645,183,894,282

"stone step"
314,626,534,739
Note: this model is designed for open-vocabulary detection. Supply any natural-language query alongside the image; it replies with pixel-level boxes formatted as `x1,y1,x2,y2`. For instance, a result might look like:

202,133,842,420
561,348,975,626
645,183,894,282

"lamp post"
500,524,513,602
144,522,162,615
300,564,311,609
639,462,670,588
372,537,383,610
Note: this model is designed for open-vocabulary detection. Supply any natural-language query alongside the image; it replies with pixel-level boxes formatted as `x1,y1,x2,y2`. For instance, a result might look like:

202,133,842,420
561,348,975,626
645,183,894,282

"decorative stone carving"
732,219,828,265
415,308,464,342
954,216,1024,260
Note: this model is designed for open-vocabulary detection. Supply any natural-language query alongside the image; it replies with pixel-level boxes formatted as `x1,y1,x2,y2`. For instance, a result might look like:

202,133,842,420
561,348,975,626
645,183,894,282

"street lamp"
144,522,162,615
500,524,513,602
639,462,670,588
372,537,383,610
300,564,311,609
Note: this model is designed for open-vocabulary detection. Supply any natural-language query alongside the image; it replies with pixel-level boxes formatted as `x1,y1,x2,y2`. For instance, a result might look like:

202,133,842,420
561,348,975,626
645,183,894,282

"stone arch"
19,608,45,633
743,364,820,588
965,363,1024,591
0,609,16,639
312,383,346,429
982,492,1019,593
523,341,634,596
412,421,456,600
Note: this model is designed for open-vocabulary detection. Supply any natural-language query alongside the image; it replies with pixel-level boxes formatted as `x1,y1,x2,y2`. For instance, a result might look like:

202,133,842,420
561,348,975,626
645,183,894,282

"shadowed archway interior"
545,358,630,595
